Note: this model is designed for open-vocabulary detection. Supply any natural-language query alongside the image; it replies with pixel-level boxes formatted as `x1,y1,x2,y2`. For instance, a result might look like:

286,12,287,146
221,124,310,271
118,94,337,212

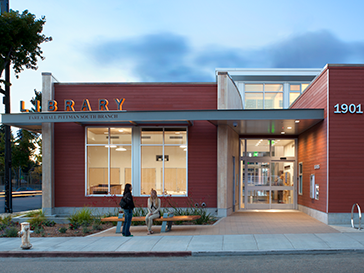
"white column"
42,72,56,216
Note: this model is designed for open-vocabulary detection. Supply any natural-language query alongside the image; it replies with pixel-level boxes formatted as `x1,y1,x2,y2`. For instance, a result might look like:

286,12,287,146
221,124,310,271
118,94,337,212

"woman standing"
145,189,161,235
122,183,135,237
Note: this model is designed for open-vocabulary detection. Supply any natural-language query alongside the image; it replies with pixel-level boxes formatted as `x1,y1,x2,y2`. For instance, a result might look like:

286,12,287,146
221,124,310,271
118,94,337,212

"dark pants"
122,209,133,236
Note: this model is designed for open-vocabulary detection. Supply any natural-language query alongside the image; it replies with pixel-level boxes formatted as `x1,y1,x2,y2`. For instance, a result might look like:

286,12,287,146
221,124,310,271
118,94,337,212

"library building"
2,64,364,225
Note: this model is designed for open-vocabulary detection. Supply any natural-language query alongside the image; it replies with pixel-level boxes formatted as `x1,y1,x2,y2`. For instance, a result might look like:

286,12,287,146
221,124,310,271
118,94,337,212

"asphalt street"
0,252,363,273
0,195,41,213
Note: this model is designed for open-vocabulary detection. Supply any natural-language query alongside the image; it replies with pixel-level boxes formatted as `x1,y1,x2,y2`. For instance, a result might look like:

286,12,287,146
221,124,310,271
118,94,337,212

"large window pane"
164,128,187,145
265,84,283,91
141,128,163,144
245,92,263,109
245,84,263,92
164,146,186,195
110,128,132,145
248,190,269,204
265,92,283,109
110,146,131,195
87,128,108,144
302,83,309,91
289,92,300,105
141,146,163,195
271,139,295,157
290,84,300,91
246,162,270,186
246,139,270,157
87,146,108,195
272,190,293,204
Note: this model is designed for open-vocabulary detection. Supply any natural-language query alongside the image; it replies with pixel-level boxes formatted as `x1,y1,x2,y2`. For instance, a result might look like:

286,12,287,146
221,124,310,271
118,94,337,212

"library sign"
20,98,126,112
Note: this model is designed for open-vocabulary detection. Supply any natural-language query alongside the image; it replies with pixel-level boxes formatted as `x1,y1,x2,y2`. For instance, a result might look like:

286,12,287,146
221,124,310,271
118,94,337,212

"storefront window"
86,127,132,196
86,127,187,196
141,128,187,196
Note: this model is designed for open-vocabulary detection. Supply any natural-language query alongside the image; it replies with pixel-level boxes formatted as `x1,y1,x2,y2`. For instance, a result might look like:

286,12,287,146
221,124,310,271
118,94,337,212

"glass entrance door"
240,139,296,210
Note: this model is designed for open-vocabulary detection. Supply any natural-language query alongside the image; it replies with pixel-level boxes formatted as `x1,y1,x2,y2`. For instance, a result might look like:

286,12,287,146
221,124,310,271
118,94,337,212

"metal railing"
351,203,362,230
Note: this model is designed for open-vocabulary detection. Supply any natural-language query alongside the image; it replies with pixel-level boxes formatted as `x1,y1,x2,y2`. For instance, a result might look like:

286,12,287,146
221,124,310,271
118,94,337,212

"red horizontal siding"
53,84,217,208
54,83,217,111
292,69,328,213
327,67,364,213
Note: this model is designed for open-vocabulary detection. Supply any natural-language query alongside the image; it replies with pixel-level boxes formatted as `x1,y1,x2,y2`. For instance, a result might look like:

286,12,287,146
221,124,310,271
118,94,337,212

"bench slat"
101,215,201,222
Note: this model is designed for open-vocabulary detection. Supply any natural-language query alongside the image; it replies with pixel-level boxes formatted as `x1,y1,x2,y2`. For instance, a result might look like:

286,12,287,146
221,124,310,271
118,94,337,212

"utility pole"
0,0,12,213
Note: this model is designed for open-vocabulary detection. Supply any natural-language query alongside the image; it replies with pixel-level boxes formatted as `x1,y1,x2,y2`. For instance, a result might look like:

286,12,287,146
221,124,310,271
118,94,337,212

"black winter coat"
123,192,135,210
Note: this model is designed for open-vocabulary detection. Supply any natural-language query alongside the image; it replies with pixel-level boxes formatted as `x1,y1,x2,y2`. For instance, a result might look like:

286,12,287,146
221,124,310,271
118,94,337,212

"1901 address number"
334,103,363,114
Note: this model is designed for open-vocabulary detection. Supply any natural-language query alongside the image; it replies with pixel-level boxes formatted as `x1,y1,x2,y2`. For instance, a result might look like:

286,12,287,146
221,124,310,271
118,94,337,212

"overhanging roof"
1,109,324,135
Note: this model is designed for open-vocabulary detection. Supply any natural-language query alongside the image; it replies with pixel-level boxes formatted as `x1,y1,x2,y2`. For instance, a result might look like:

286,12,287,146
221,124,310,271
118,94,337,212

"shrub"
58,227,67,233
4,227,18,237
82,226,89,234
92,223,102,231
43,220,56,227
68,207,94,227
0,215,12,226
29,212,46,229
68,223,80,230
24,210,43,218
33,226,44,234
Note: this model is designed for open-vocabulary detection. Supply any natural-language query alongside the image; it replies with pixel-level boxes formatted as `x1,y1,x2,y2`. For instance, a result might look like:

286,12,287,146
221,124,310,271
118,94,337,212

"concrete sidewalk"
1,211,363,257
1,231,364,257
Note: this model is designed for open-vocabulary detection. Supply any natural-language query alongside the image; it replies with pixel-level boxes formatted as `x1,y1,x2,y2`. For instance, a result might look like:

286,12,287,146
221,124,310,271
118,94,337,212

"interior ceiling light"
281,132,285,134
103,132,108,135
287,127,292,129
295,120,300,123
116,147,127,151
180,145,187,148
118,129,124,132
183,148,187,151
175,132,181,134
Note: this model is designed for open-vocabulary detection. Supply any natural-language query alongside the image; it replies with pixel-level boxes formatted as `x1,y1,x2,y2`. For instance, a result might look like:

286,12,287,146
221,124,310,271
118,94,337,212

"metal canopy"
1,109,324,135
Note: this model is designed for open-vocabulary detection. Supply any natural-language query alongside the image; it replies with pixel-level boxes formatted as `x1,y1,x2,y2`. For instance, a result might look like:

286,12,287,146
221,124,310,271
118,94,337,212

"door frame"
239,138,297,210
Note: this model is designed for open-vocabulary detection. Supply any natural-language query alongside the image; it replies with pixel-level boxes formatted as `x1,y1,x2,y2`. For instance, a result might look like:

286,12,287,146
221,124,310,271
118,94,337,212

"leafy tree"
30,89,42,112
0,9,51,90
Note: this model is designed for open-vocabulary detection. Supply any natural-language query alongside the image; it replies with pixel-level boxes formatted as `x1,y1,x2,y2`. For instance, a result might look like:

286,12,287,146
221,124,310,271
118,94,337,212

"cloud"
93,33,212,82
91,30,364,82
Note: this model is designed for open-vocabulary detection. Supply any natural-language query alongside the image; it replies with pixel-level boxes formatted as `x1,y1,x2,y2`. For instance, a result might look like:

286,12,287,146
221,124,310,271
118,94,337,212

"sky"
3,0,364,113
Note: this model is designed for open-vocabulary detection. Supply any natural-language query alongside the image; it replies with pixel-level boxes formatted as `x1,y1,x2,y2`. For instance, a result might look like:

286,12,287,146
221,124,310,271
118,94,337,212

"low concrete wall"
298,204,356,225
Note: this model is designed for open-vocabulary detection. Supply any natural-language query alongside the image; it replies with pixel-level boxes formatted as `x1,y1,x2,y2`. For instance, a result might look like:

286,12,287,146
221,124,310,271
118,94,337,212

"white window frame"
85,126,133,197
139,126,188,197
85,126,189,197
243,83,284,109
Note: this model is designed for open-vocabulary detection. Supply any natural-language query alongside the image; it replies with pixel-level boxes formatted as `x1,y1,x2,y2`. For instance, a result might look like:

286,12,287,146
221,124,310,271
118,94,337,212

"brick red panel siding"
327,67,364,213
53,84,217,208
291,70,328,213
54,83,217,111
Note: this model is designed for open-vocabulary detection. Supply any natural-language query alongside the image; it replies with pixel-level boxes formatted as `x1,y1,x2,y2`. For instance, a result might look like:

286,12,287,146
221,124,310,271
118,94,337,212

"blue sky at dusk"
3,0,364,112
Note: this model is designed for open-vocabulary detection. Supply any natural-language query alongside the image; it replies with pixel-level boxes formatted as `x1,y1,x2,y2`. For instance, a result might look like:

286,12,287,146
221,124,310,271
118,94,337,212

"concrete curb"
1,249,364,258
0,251,192,258
192,249,364,256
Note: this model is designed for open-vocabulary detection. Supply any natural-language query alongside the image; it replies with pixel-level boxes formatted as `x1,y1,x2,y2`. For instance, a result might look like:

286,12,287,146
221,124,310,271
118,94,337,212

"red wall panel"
291,69,328,213
53,83,217,111
327,67,364,213
53,84,217,208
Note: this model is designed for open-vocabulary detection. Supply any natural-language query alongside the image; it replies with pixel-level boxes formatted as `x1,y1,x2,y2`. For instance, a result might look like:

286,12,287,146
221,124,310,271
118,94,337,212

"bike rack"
351,203,362,230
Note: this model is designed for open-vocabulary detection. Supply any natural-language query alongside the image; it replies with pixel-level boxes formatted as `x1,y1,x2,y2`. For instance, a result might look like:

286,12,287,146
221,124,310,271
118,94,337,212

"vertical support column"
217,125,228,217
42,72,56,216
